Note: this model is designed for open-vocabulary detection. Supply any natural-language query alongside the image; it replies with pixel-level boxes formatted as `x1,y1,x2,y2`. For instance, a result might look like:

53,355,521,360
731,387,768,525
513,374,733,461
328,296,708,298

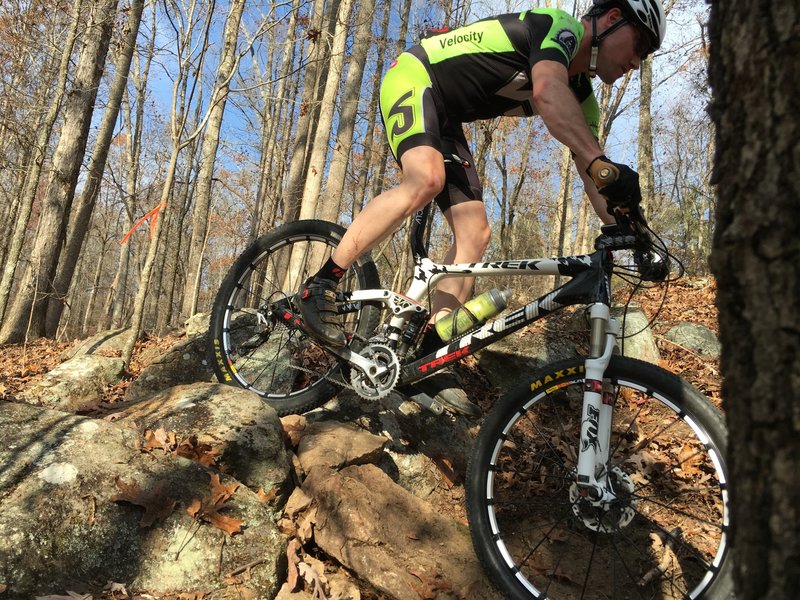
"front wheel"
207,220,381,416
467,356,732,600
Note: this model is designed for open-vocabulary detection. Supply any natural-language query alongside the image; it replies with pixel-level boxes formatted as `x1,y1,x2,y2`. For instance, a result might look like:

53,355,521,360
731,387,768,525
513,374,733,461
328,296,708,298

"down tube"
399,259,611,385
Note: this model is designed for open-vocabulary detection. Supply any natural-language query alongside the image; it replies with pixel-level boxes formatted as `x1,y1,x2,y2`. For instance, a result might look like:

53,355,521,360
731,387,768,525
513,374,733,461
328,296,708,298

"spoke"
631,492,724,531
513,501,580,576
609,528,650,600
579,512,601,599
627,504,716,568
519,402,577,475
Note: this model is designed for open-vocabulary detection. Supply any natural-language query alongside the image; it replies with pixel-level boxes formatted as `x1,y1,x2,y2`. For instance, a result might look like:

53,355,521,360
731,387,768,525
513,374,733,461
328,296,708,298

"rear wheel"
467,356,732,599
208,220,381,415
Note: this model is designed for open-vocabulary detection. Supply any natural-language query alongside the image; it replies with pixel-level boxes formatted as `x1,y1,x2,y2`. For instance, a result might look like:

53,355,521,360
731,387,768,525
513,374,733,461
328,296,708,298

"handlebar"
594,205,671,282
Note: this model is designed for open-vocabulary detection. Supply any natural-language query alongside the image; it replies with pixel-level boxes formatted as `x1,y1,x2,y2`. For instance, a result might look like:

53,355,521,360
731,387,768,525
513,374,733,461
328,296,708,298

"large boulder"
299,464,501,600
18,354,125,412
116,383,293,499
125,336,214,403
60,327,134,361
0,401,286,598
664,322,721,357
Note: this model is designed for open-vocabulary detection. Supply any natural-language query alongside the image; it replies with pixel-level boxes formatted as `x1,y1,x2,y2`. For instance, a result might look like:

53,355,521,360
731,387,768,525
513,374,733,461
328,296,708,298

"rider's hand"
587,155,642,213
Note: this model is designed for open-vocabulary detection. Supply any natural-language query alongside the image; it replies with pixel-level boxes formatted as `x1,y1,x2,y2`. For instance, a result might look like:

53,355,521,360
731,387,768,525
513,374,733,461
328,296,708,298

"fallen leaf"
257,487,277,503
285,538,303,591
175,436,225,466
111,477,177,527
143,427,177,453
186,474,244,535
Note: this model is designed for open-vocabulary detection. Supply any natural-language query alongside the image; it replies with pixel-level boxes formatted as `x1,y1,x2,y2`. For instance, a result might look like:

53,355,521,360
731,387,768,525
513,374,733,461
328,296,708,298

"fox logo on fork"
581,404,601,453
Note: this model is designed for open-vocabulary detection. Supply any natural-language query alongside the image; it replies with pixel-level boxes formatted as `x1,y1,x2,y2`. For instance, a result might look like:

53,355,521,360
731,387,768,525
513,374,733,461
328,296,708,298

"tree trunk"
370,0,413,200
0,0,118,344
637,55,655,215
282,0,328,221
352,1,391,218
181,0,246,320
322,0,376,215
708,2,800,598
45,0,145,336
251,7,299,242
299,0,356,220
0,0,84,323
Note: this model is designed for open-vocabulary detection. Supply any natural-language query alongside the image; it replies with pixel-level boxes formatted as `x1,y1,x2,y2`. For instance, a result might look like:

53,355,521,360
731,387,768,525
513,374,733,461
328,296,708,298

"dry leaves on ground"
186,473,243,535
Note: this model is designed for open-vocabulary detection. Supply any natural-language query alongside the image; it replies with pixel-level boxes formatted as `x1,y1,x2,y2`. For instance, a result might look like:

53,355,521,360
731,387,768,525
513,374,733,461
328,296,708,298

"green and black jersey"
379,8,599,209
414,8,597,130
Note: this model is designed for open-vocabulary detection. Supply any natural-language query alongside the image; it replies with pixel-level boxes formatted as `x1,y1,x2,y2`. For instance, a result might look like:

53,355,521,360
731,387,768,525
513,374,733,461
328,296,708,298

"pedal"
404,390,445,415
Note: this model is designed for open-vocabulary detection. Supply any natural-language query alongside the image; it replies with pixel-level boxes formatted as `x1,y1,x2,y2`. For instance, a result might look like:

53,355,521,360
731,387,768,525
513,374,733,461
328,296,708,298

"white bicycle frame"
330,249,622,499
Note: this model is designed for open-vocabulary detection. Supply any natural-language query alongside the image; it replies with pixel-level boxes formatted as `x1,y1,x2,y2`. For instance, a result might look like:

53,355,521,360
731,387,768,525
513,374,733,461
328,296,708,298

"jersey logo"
554,28,578,58
388,90,415,139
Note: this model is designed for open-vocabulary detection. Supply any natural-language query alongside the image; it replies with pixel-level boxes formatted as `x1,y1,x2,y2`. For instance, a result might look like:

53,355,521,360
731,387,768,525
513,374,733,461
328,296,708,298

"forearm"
533,76,603,166
575,160,615,224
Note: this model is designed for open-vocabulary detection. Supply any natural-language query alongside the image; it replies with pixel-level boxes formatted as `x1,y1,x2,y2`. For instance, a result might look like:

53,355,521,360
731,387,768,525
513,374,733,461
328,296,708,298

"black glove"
587,155,642,212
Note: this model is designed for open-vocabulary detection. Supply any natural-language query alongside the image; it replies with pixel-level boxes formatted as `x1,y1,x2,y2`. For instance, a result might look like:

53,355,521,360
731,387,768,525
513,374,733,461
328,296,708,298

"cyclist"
299,0,666,417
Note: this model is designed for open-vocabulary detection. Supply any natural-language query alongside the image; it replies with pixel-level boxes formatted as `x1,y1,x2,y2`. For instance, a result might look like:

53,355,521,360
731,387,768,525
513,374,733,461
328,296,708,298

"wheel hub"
569,466,636,532
350,344,400,400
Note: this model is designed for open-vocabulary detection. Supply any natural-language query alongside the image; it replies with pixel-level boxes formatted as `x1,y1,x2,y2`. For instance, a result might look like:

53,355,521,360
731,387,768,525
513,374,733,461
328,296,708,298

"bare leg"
429,200,491,323
331,146,445,269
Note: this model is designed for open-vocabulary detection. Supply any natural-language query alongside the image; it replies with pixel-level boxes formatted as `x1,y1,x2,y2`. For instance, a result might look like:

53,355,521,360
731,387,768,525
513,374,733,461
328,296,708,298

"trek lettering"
439,31,483,48
419,346,470,373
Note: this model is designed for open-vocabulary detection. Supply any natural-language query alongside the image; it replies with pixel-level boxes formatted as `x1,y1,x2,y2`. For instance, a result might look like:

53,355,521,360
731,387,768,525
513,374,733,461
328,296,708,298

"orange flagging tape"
119,202,166,244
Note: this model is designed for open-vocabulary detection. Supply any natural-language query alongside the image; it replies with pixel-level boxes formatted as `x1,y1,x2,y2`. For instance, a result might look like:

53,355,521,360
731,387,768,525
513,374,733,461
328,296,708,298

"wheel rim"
218,233,366,400
480,376,729,599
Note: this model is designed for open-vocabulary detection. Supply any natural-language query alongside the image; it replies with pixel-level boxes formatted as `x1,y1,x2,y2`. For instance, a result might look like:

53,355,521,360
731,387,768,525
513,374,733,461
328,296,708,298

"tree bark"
282,0,328,222
637,55,655,215
708,1,800,599
352,1,391,218
321,0,376,215
181,0,246,320
0,0,118,344
0,0,84,323
299,0,356,220
45,0,145,336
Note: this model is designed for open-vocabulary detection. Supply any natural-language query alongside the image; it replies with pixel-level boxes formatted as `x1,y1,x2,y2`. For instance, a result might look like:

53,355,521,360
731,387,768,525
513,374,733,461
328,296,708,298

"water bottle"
435,288,512,342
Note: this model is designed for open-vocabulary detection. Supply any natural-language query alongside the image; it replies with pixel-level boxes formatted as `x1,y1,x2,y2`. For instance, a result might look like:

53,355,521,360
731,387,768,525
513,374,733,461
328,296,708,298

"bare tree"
298,0,356,219
321,2,376,217
45,0,146,336
0,0,119,344
181,0,247,320
0,0,84,323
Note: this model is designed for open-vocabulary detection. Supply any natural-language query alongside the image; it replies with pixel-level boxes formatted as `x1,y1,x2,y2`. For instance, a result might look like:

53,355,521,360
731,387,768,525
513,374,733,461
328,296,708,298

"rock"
0,401,286,598
125,336,214,403
665,322,721,357
385,450,440,499
478,328,579,392
116,383,292,499
18,354,125,412
185,312,210,339
60,328,134,360
296,421,388,472
300,464,501,600
611,305,660,364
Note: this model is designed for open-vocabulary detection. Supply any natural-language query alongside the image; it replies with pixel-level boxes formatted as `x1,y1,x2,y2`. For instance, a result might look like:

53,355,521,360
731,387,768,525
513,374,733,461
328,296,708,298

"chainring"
349,343,400,400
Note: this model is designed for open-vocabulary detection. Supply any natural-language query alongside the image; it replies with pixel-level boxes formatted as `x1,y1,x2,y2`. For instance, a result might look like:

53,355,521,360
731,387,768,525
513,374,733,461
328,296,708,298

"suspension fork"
576,302,619,500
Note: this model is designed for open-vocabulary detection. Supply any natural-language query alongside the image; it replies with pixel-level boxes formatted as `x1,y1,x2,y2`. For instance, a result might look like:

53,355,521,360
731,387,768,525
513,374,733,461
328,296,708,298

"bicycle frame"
325,204,624,498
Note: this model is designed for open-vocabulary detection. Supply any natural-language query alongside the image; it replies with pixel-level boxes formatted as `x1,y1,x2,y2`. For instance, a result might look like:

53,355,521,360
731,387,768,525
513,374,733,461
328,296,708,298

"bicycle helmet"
586,0,667,76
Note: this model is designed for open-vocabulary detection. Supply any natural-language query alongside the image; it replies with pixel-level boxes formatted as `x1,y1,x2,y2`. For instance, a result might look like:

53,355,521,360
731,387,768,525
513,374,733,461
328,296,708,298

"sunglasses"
632,25,655,59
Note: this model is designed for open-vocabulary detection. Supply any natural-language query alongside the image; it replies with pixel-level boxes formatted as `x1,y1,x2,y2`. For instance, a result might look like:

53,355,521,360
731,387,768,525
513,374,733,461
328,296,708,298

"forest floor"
0,276,721,600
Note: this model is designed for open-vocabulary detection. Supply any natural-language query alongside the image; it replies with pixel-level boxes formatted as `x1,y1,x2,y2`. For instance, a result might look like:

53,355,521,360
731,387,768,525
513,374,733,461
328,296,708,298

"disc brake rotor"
569,466,636,532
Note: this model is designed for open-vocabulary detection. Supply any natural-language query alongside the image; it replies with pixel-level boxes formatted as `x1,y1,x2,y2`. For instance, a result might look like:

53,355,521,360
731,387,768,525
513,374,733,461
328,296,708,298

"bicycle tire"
467,356,732,600
208,220,381,416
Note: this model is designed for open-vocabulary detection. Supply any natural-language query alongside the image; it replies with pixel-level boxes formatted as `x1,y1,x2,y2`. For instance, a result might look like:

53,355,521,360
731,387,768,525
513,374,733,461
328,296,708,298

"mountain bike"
207,201,731,599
